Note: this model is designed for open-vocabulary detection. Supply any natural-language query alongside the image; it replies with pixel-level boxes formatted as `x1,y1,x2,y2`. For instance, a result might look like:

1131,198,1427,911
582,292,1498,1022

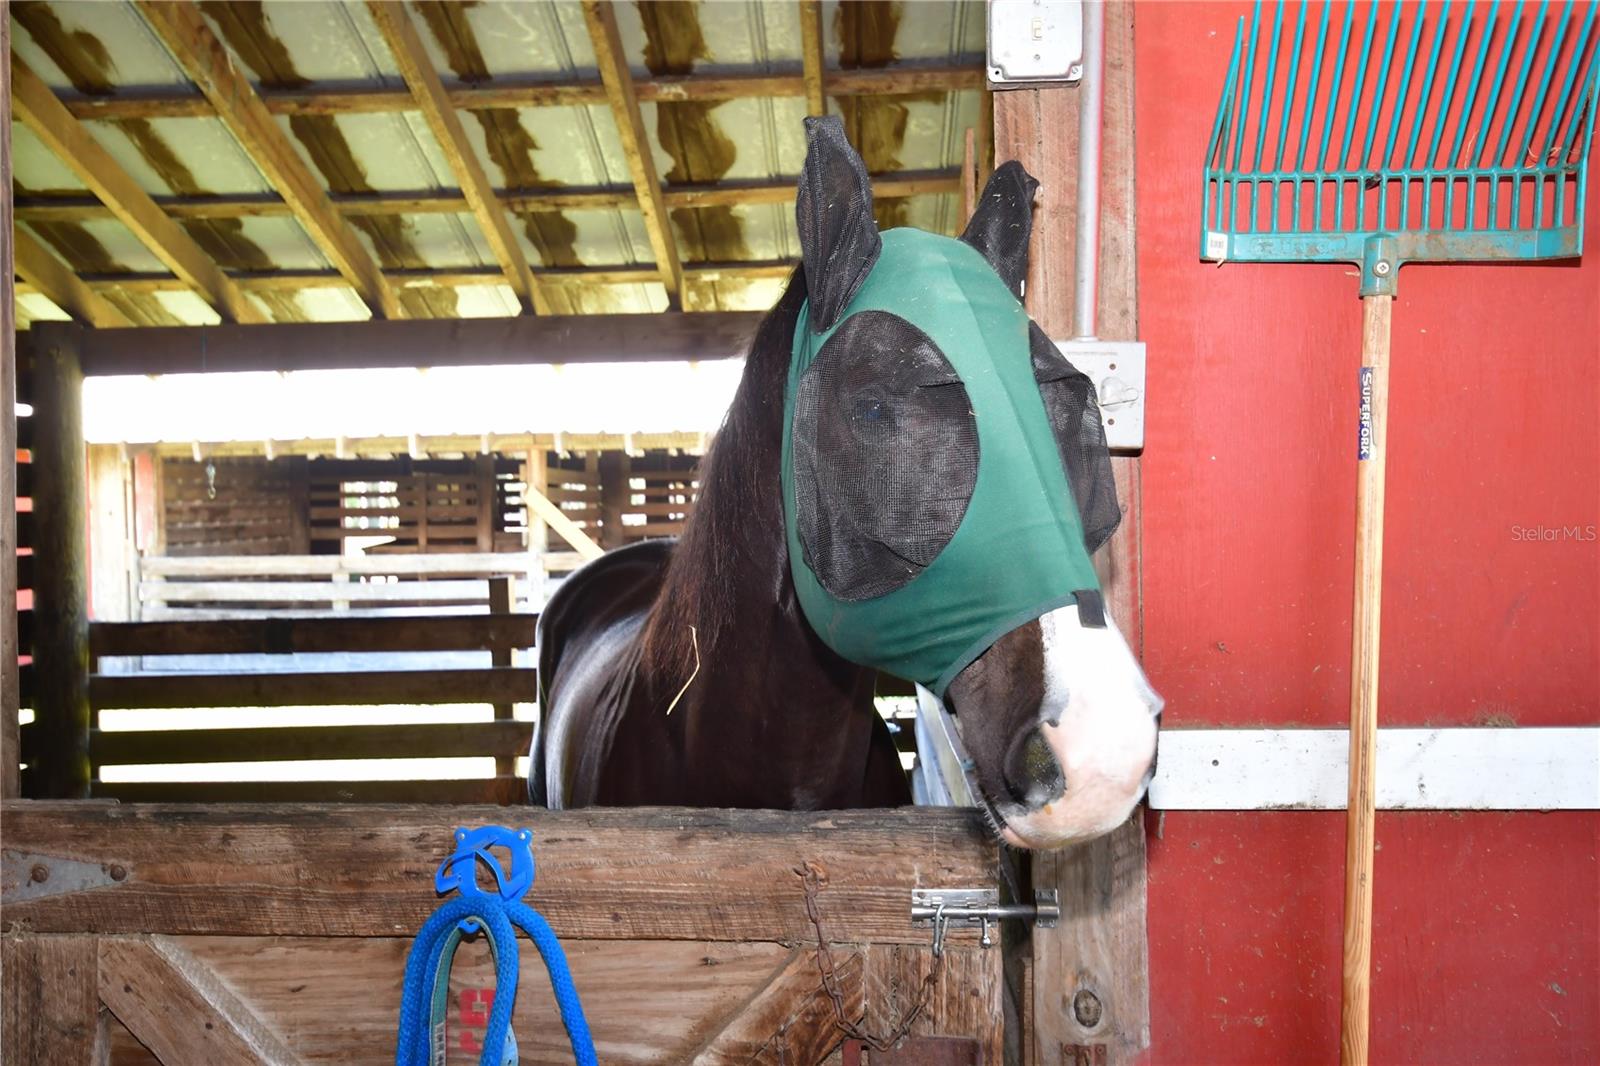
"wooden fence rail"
73,598,538,804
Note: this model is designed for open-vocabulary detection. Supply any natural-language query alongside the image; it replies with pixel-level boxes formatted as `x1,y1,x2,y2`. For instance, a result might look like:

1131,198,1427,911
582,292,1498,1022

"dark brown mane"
639,271,809,683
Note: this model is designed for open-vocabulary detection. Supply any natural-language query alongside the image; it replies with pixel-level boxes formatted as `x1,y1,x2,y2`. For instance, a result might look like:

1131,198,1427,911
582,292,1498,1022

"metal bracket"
911,887,1061,955
1055,338,1147,452
1,850,126,905
987,0,1084,87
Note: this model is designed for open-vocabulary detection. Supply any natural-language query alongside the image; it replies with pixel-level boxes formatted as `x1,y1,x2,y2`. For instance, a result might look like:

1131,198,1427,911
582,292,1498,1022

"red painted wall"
1133,3,1599,1062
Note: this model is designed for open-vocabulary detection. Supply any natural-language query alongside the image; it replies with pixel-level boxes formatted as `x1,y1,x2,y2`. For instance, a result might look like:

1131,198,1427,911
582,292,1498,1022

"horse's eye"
853,398,890,424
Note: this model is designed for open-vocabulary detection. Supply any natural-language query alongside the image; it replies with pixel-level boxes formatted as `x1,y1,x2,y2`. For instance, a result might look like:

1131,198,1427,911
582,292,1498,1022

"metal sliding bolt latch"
911,888,1061,956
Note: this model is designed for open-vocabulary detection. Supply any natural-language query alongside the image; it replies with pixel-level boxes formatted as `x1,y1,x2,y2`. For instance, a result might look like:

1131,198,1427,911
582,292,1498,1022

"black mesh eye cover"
1029,323,1122,553
793,311,979,601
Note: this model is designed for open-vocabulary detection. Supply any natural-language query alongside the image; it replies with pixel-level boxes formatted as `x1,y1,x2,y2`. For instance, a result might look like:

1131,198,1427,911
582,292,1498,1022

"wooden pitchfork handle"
1341,293,1391,1066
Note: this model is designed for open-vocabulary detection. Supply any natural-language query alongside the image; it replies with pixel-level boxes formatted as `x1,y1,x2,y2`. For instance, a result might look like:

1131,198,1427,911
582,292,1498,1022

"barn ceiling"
8,0,987,329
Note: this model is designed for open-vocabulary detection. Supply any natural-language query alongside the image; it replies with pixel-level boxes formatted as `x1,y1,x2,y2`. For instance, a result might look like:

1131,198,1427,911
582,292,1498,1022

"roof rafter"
133,0,402,320
56,65,983,121
10,56,265,325
12,227,135,328
15,260,797,300
15,169,962,223
799,1,827,117
581,0,683,309
365,1,550,316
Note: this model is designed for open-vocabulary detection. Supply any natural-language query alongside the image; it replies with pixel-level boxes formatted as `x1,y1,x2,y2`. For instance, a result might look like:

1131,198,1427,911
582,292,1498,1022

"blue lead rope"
395,827,596,1066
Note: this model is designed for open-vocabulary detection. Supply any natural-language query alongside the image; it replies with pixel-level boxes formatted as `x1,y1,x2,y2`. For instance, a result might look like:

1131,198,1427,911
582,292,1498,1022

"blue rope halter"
395,826,596,1066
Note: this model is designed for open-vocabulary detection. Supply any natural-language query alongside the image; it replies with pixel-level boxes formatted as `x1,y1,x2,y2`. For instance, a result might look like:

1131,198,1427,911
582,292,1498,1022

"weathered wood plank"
92,719,532,765
799,0,827,117
12,228,135,328
30,327,91,798
90,667,538,709
138,553,536,578
99,936,297,1064
1,935,105,1063
9,59,265,326
582,0,684,306
95,777,523,805
861,944,1005,1065
691,948,862,1065
366,0,551,316
76,313,763,377
57,64,982,120
180,936,797,1065
1,803,999,943
91,613,538,657
139,578,499,603
994,3,1150,1063
2,0,18,801
134,0,400,320
16,169,960,222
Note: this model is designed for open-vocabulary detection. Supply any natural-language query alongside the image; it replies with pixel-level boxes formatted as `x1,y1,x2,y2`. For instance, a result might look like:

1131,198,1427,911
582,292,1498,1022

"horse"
530,117,1162,850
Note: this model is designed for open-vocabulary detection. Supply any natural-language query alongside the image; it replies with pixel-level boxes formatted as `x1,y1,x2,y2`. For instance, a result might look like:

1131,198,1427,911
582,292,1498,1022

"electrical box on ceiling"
987,0,1084,87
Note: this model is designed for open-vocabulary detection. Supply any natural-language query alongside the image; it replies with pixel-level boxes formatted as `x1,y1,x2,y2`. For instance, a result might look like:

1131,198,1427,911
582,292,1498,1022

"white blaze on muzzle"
995,604,1163,849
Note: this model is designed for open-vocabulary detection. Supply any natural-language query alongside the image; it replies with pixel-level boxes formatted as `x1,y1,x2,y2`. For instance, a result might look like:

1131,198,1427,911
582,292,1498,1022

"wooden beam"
2,936,106,1062
57,63,984,120
799,0,827,117
29,325,91,798
91,613,537,657
134,0,402,320
93,719,532,765
365,1,550,316
2,0,18,801
16,258,797,297
90,666,538,709
99,937,298,1065
12,228,134,328
582,0,684,307
72,312,764,377
1,803,999,943
95,776,524,803
9,56,265,326
524,483,604,561
996,4,1150,1063
15,169,961,222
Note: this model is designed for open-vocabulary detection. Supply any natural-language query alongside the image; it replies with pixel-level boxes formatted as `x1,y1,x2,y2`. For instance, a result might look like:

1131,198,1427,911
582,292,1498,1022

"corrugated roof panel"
20,217,166,273
81,115,277,198
254,286,372,325
248,0,399,84
231,215,336,271
410,0,595,80
10,124,89,193
15,291,72,326
11,0,192,92
149,289,222,326
294,111,457,193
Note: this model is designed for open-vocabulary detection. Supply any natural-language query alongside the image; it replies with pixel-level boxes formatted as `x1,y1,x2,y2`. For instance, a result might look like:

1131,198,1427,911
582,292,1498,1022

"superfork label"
1357,367,1374,461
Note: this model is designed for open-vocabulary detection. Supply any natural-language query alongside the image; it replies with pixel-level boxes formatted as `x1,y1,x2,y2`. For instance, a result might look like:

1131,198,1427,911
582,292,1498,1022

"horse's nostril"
1003,727,1065,806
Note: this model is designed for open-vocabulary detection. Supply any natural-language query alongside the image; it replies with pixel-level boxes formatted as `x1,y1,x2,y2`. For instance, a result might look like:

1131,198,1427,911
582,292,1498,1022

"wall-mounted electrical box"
1057,338,1146,452
987,0,1084,87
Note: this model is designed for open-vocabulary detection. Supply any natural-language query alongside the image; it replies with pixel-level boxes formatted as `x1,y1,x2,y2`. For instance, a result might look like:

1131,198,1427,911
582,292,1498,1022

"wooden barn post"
993,3,1151,1063
2,0,19,800
29,323,92,798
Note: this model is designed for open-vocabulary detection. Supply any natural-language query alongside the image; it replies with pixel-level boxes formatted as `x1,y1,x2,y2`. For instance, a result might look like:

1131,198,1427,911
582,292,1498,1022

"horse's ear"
796,116,880,333
960,161,1039,298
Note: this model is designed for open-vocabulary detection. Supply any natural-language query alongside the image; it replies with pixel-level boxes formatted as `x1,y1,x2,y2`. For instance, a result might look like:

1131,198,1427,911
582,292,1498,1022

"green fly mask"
782,117,1121,697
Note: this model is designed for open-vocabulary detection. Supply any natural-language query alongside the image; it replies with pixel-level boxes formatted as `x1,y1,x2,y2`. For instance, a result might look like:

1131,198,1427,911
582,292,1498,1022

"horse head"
783,117,1163,849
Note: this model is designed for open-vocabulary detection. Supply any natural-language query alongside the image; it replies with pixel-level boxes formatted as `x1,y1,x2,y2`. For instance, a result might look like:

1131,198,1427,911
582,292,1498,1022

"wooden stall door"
2,805,1007,1065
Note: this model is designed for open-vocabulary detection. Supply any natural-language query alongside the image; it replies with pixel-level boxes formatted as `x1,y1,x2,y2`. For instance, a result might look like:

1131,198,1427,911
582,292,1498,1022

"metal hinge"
911,887,1061,955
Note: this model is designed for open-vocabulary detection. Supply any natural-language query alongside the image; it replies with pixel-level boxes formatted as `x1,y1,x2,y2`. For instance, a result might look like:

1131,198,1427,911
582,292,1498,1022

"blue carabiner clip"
434,826,535,933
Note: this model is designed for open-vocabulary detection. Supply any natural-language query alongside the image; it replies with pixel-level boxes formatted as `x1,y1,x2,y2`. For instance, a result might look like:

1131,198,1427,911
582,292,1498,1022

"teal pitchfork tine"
1200,2,1599,1063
